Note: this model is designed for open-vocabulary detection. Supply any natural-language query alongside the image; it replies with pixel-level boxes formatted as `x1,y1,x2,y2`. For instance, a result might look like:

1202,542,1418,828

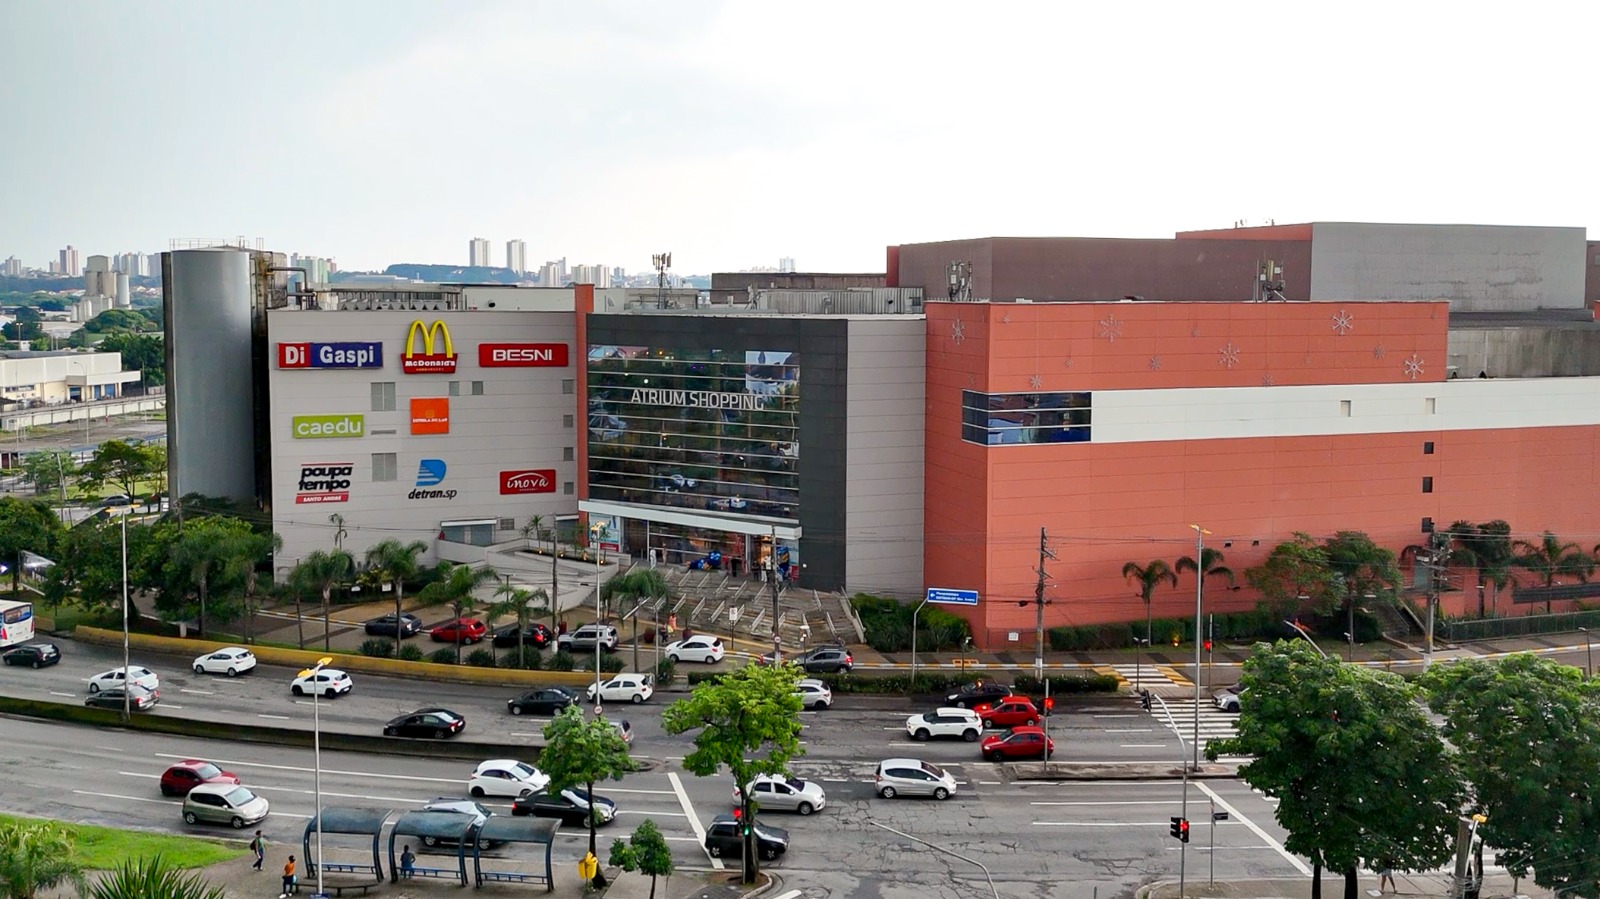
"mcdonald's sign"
401,320,457,374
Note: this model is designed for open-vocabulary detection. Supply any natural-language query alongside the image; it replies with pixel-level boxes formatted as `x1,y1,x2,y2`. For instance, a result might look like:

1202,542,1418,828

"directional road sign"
926,588,980,606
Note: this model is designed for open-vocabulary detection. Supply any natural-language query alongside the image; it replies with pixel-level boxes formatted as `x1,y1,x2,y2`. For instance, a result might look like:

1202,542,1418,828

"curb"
1008,761,1241,781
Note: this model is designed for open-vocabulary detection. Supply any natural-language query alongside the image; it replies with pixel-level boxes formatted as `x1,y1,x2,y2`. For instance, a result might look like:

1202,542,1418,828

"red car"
977,697,1048,729
980,726,1055,762
160,759,240,797
430,617,488,644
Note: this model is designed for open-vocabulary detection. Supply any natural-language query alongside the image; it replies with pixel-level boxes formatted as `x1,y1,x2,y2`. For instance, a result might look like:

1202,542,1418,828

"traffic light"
1203,639,1212,652
732,806,749,835
1170,816,1190,842
1043,697,1054,712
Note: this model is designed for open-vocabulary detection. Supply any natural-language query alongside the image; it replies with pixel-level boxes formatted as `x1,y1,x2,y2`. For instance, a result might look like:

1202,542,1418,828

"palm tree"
1512,531,1595,613
365,539,428,659
328,513,348,552
0,818,86,899
89,854,225,899
520,516,544,553
1175,546,1234,592
600,568,673,671
417,561,500,663
169,522,249,639
1121,560,1177,657
289,549,355,652
223,530,281,645
486,578,550,666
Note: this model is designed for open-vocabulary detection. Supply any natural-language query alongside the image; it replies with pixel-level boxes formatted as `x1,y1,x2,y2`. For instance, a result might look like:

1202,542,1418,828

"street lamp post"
1189,525,1209,771
909,595,930,693
121,509,130,721
1134,637,1150,693
1580,627,1593,679
297,656,335,899
590,522,604,710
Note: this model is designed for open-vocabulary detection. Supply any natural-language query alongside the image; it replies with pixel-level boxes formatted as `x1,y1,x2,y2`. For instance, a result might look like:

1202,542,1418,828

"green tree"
42,517,145,613
1120,559,1176,654
661,662,804,884
83,309,154,333
417,561,498,663
1175,546,1233,589
0,818,86,899
540,706,635,863
1512,530,1595,613
96,333,166,386
18,451,74,499
1245,532,1340,619
364,539,427,659
1209,643,1464,899
288,549,351,652
1323,530,1401,641
89,854,226,899
221,529,281,645
164,517,254,636
1468,520,1514,616
1420,655,1600,897
601,567,672,670
0,497,62,594
77,440,160,499
485,579,549,665
608,819,675,899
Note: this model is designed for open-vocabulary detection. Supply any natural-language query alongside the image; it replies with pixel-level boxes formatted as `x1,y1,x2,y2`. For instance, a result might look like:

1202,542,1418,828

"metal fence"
1439,608,1600,643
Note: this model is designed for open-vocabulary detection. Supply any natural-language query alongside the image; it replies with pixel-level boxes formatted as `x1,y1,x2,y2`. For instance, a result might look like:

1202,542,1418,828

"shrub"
851,593,973,653
547,651,576,671
359,638,395,658
686,670,727,686
428,648,458,665
398,644,426,662
1014,673,1120,695
466,648,498,668
655,658,677,687
600,654,625,674
503,647,543,670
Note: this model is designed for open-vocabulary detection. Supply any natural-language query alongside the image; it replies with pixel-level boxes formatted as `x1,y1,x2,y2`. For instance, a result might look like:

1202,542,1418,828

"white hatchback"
794,679,833,710
88,665,159,694
905,707,984,742
586,673,654,704
192,647,256,677
875,758,958,800
664,635,725,665
469,759,551,798
290,669,353,698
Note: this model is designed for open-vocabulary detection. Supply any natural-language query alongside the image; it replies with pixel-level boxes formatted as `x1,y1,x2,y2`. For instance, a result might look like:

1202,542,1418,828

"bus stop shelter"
302,807,391,881
472,817,558,890
387,811,473,886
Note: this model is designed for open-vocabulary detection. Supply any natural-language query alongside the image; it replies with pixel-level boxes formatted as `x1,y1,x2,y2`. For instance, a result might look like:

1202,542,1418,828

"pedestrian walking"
278,855,297,897
1378,863,1396,894
400,845,415,879
249,830,266,870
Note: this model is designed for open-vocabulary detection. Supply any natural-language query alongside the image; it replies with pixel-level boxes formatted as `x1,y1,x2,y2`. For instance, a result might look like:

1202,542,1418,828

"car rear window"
194,763,222,779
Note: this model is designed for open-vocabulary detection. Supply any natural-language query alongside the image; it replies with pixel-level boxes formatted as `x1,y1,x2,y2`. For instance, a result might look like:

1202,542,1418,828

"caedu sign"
479,343,569,368
500,469,556,495
278,342,383,369
401,320,456,374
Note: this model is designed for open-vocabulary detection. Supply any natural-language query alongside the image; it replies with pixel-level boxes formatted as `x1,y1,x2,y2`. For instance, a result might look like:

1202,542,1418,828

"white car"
875,758,958,800
192,647,256,677
736,775,827,816
468,759,551,798
290,669,352,698
905,707,984,742
88,665,159,694
664,635,725,664
794,679,833,710
585,673,654,704
558,624,620,653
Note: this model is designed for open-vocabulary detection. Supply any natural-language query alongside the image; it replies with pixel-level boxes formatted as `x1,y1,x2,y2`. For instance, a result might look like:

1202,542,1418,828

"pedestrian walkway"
1100,662,1195,689
1149,698,1243,758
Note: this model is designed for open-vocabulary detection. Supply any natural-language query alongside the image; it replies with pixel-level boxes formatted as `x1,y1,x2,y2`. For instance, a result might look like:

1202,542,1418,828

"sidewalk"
1141,870,1540,899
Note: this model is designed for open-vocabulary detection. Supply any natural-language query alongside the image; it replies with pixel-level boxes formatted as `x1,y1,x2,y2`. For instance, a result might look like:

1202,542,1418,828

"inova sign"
292,414,365,439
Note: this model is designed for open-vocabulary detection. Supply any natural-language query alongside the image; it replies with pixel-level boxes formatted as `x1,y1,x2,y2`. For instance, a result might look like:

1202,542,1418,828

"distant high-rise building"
571,264,612,288
290,254,333,285
469,237,491,268
116,251,149,277
48,260,61,274
59,245,80,277
85,255,116,298
538,261,563,286
2,256,21,276
611,266,626,284
779,257,796,273
506,239,527,275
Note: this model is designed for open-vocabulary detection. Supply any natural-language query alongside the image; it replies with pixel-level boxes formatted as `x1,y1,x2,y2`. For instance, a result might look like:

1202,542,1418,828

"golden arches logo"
401,320,457,373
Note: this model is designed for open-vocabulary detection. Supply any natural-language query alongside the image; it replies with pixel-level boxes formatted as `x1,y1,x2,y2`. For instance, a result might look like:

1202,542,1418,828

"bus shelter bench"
478,871,549,885
325,883,378,897
315,863,376,875
404,866,456,880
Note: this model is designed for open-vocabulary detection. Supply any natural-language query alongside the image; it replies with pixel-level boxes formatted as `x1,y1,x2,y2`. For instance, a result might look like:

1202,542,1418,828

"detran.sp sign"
499,469,556,494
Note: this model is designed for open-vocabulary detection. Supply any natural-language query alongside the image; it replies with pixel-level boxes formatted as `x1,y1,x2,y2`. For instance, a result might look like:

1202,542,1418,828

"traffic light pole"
1149,692,1191,897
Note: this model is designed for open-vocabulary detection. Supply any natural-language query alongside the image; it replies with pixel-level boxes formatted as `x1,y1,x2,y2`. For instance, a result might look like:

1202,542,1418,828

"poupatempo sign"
296,462,353,504
401,320,457,374
292,414,365,439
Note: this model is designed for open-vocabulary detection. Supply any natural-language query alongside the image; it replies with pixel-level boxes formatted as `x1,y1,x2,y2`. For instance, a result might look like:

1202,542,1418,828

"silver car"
736,775,827,816
874,757,958,801
182,783,269,829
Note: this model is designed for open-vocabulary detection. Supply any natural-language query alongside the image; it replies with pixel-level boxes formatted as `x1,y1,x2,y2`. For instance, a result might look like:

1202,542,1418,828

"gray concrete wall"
844,318,925,596
1447,325,1600,378
1310,223,1587,312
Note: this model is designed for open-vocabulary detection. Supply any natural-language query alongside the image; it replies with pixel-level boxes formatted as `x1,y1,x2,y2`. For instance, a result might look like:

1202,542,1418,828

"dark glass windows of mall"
961,390,1091,445
587,346,800,520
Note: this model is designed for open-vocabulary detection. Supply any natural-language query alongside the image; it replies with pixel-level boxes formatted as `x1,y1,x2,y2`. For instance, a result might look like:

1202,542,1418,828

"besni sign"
410,459,456,500
478,343,570,368
296,462,353,504
500,469,556,494
278,342,383,369
401,320,457,374
292,414,365,439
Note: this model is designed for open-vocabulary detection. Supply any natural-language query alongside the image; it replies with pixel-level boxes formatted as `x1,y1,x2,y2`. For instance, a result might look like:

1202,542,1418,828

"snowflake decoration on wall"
1148,356,1162,371
1029,374,1043,389
1001,312,1012,324
1063,356,1075,368
951,319,966,345
1219,343,1240,369
1331,309,1355,335
1373,345,1386,359
1262,374,1276,387
1190,327,1202,338
1099,313,1123,343
1404,354,1425,380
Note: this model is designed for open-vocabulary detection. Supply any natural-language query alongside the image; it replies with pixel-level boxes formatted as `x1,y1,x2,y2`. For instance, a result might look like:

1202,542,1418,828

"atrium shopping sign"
628,388,769,410
401,320,457,374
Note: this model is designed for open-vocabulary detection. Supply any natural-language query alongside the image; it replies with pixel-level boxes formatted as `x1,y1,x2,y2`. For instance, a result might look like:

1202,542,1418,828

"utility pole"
1032,528,1055,678
769,525,782,663
1190,525,1210,771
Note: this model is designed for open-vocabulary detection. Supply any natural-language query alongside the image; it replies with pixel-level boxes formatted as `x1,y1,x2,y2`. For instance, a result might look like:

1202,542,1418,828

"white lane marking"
250,786,425,805
96,746,125,753
117,772,159,779
615,810,687,817
1034,821,1187,827
1105,728,1154,734
161,704,185,710
50,691,77,698
152,753,458,784
1031,800,1177,806
258,714,290,720
821,778,850,783
180,689,213,695
74,790,175,806
1197,781,1310,875
1094,714,1140,719
668,771,722,871
771,891,804,899
1120,744,1168,749
979,781,1002,785
602,787,678,796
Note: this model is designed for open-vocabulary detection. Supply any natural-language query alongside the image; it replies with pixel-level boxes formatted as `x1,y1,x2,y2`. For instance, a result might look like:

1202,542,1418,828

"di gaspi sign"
401,320,457,374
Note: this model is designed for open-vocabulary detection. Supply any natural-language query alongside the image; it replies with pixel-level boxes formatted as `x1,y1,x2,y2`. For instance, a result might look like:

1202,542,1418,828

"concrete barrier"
72,626,597,689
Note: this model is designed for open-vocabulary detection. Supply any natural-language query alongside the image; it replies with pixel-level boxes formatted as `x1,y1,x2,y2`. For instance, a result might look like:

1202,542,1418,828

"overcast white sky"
2,1,1595,274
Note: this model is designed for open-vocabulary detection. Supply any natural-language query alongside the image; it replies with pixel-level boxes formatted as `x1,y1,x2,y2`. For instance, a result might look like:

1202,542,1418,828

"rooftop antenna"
947,261,973,302
1255,259,1287,302
652,252,673,309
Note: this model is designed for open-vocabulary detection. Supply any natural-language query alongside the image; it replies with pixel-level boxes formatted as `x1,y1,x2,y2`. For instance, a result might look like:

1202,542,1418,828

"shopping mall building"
163,222,1600,646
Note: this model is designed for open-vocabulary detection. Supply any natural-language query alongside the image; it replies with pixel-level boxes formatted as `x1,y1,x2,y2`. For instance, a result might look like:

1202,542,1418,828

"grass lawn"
0,813,245,869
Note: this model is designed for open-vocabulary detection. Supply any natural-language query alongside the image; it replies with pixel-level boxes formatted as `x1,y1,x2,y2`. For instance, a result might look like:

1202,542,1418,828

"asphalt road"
0,716,1308,899
2,639,1243,763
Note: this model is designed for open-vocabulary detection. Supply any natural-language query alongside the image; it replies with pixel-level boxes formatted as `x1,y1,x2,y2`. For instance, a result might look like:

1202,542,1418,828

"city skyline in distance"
3,2,1595,273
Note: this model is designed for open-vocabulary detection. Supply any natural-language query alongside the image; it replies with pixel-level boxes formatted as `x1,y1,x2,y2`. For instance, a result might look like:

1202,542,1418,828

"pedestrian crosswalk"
1099,663,1194,689
1146,698,1244,758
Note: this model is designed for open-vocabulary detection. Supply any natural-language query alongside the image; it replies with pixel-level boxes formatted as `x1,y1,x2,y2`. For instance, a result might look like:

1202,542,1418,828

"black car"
383,707,466,739
506,687,579,716
85,685,158,711
492,623,554,649
512,787,617,826
704,813,788,861
2,642,61,669
945,680,1013,709
364,613,424,638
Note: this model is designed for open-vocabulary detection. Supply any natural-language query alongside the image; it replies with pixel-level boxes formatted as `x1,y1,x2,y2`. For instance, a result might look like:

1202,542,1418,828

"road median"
1007,760,1240,781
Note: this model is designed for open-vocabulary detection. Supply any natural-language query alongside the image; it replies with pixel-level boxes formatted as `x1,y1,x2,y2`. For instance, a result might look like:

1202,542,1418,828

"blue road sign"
926,588,980,606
